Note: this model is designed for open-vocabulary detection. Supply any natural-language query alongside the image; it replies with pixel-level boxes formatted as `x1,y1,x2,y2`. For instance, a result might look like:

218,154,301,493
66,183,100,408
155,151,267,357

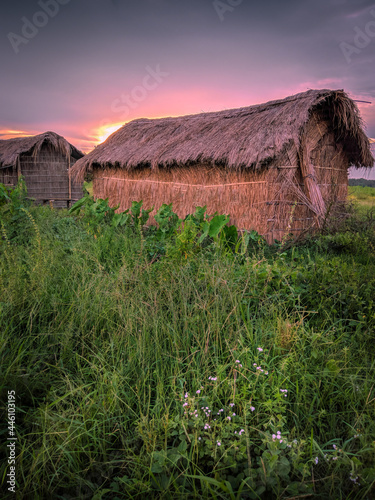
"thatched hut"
72,89,374,240
0,131,84,207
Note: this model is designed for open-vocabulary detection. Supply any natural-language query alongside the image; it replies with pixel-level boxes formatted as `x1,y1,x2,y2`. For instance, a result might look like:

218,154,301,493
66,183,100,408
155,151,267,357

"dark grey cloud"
0,0,374,152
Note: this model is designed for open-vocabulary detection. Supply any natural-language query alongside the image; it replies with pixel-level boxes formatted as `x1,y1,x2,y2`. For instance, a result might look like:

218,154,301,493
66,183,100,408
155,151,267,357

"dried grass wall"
304,112,348,218
93,164,309,241
308,124,348,205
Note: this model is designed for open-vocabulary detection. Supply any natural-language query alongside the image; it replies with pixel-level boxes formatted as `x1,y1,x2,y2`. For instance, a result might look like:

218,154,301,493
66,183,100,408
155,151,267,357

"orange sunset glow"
95,123,124,144
0,129,34,140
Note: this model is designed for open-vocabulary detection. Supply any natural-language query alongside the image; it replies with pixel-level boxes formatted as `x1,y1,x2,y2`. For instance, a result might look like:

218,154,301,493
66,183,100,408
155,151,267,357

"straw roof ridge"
0,131,83,169
72,89,374,181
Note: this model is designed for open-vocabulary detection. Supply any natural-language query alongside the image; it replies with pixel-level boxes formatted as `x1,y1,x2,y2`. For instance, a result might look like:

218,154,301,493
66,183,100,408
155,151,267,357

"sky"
1,0,375,178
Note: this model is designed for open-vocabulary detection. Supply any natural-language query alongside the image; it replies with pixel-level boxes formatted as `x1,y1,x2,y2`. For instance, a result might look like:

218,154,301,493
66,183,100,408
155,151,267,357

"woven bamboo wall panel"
0,166,18,187
19,147,83,206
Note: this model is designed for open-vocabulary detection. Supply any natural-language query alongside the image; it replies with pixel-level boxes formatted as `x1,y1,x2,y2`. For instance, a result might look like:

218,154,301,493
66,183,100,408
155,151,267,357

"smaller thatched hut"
0,131,84,207
72,89,374,240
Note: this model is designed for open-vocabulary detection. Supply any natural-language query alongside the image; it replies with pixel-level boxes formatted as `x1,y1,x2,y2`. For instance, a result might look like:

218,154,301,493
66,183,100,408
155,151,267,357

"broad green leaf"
198,221,210,244
131,200,143,221
69,195,90,214
208,214,230,239
221,224,238,246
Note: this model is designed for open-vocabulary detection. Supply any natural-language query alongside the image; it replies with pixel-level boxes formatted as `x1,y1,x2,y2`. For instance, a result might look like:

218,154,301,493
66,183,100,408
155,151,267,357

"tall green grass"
1,188,375,499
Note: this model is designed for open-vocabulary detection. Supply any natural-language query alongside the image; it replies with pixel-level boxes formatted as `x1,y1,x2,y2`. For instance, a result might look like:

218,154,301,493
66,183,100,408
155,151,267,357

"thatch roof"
72,89,374,181
0,131,83,169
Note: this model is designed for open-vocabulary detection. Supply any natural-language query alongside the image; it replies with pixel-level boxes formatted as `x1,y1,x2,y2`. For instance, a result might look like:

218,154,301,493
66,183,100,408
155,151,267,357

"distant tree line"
349,178,375,188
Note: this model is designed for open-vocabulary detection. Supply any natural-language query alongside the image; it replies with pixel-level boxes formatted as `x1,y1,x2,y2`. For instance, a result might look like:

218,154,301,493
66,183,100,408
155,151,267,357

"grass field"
348,186,375,214
1,182,375,499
